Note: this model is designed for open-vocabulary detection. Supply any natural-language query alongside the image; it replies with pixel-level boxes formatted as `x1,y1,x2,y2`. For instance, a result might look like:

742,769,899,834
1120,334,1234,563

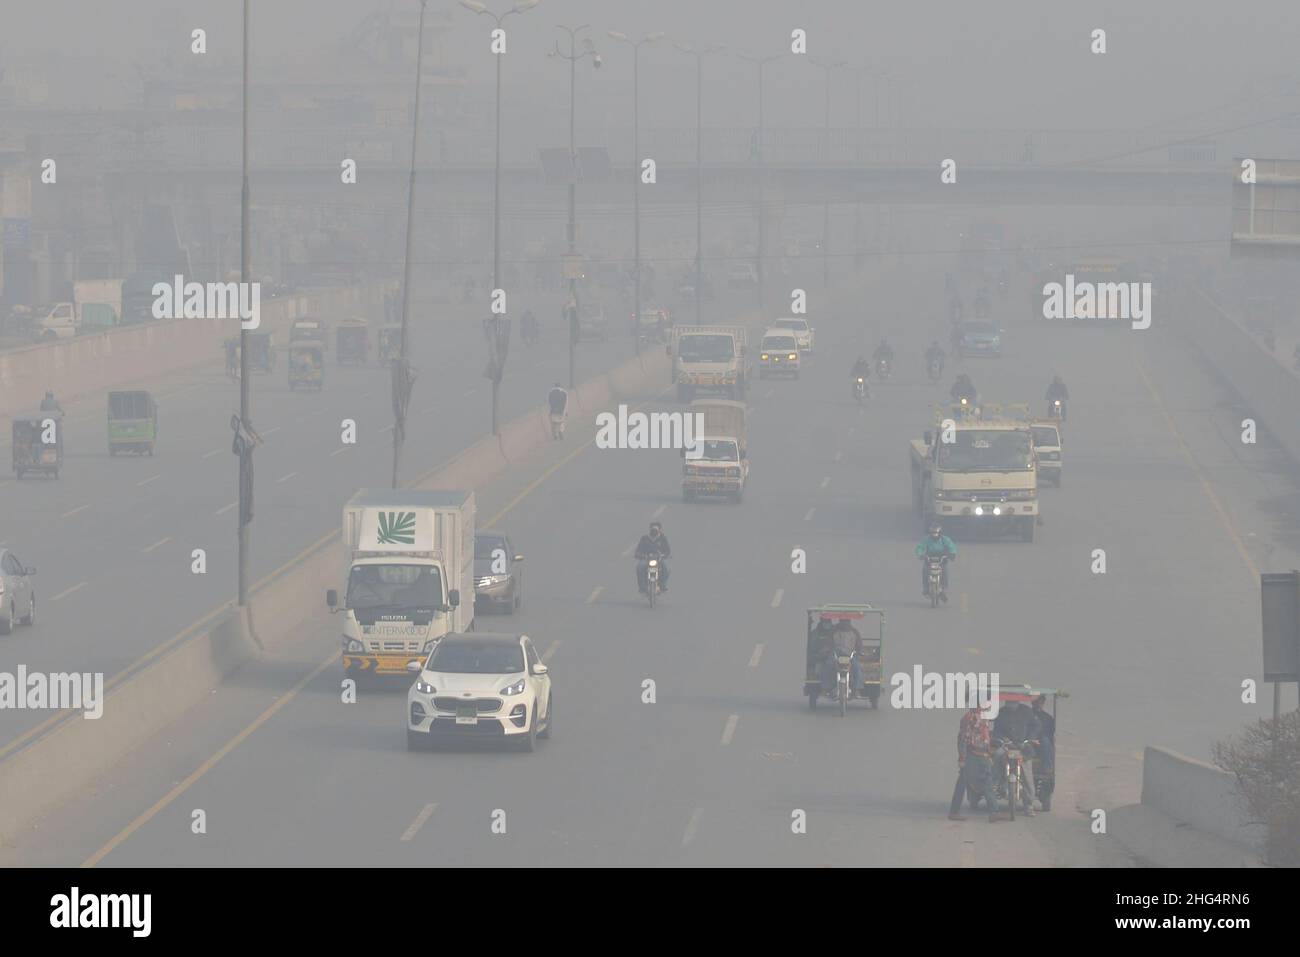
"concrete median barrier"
0,333,671,843
1107,745,1265,867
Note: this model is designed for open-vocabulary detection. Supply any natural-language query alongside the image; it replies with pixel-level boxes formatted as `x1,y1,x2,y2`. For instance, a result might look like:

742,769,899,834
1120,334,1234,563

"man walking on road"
949,702,1007,822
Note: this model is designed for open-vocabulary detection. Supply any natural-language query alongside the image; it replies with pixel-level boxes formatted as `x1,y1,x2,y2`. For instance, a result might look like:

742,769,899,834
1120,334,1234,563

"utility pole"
235,0,253,608
676,42,723,326
740,52,780,320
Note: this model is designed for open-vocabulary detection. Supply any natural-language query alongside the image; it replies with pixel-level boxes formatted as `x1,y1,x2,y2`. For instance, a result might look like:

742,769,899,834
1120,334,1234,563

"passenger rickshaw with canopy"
803,603,884,714
969,683,1067,815
107,390,158,456
378,325,402,364
336,318,370,366
12,412,63,479
288,340,324,391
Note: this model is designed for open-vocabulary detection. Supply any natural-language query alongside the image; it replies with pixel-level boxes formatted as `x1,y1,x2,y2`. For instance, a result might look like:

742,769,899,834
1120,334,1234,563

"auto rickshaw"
290,318,326,345
247,331,276,374
107,390,158,456
970,683,1067,814
336,318,370,366
12,413,63,479
288,341,324,391
804,603,884,714
378,325,402,363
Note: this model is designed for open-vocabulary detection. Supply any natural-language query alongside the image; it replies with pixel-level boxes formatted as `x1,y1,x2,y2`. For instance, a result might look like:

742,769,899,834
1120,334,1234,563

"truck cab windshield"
678,335,734,362
346,564,443,611
937,430,1032,470
698,440,738,461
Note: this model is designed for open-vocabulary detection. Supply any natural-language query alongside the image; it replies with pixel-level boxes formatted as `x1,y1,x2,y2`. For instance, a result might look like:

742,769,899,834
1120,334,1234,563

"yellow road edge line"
82,650,338,868
1135,355,1259,580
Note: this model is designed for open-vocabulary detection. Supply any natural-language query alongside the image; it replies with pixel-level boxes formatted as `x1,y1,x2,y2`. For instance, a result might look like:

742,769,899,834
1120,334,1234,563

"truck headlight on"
500,679,526,696
789,353,798,360
344,637,364,653
761,353,770,360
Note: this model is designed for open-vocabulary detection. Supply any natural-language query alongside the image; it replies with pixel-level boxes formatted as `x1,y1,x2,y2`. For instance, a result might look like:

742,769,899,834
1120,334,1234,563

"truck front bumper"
934,500,1038,518
343,653,424,677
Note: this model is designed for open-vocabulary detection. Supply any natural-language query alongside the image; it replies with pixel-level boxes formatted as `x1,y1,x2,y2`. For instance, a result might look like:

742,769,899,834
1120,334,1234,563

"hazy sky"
6,0,1300,139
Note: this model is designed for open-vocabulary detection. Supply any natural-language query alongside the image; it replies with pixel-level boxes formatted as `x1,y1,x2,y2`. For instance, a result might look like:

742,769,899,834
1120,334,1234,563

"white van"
758,331,801,378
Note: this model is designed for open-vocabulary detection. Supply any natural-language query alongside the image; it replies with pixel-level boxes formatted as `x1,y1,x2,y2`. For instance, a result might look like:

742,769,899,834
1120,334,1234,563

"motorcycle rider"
819,617,865,698
915,521,957,600
992,700,1041,815
40,390,65,415
547,382,568,439
925,339,946,374
635,522,671,594
1045,375,1069,419
873,338,895,366
851,355,871,397
950,373,978,406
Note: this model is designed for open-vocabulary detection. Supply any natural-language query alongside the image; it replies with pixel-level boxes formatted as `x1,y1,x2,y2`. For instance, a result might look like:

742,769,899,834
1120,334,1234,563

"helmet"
929,522,942,538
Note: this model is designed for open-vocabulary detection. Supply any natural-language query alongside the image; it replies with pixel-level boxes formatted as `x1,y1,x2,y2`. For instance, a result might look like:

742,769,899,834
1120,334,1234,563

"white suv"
759,332,801,378
773,317,814,352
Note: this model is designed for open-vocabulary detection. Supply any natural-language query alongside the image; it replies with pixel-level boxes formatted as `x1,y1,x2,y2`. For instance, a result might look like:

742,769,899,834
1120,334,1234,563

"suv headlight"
500,679,526,696
414,680,436,695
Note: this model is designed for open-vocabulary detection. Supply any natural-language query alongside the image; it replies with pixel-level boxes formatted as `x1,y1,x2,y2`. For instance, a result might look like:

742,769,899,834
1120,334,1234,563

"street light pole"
236,0,252,608
551,25,600,389
675,42,722,327
462,1,539,435
810,57,845,294
392,0,430,488
609,31,664,354
740,52,780,320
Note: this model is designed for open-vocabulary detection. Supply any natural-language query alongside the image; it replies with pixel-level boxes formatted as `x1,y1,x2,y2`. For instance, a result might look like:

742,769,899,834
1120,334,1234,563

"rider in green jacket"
916,522,957,600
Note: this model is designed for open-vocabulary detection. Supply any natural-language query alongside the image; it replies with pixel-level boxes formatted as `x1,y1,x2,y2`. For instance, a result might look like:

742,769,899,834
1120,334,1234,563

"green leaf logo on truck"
377,511,416,545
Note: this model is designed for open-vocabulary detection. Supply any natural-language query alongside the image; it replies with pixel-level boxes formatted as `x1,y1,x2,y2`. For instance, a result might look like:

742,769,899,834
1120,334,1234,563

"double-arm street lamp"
738,52,781,319
809,57,846,293
607,30,663,353
550,25,601,387
460,0,540,434
675,41,724,326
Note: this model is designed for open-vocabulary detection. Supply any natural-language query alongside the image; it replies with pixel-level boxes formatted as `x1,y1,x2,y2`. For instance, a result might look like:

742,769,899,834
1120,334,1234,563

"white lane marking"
142,537,172,553
764,388,774,399
276,472,298,483
820,476,830,489
651,504,666,519
61,504,90,519
359,392,373,400
137,474,162,487
201,449,222,460
770,588,784,608
834,450,843,462
215,501,237,516
848,426,856,437
681,807,704,847
960,840,976,867
960,593,969,613
620,541,637,558
51,582,88,602
400,802,438,843
542,640,560,663
463,389,476,397
803,507,815,522
585,586,604,605
263,426,281,436
330,446,349,457
749,643,765,668
720,714,739,746
419,406,437,415
381,425,394,434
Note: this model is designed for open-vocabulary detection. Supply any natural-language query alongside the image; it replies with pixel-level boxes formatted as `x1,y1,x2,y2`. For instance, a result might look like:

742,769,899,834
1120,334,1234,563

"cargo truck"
682,399,748,503
668,324,749,402
327,489,475,679
909,404,1039,542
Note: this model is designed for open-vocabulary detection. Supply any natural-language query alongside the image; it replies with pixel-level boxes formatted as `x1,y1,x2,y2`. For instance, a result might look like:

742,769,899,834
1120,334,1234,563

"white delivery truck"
682,399,749,503
74,279,124,334
669,324,750,402
328,489,475,679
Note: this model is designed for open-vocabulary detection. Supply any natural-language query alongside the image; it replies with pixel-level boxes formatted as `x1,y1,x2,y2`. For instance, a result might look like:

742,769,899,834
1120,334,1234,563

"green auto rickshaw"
804,603,884,714
108,390,158,456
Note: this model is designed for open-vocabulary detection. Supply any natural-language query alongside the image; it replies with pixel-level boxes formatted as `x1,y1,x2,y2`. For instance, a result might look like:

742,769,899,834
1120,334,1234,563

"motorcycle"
640,557,661,608
923,554,949,608
875,358,891,380
1048,398,1066,421
853,376,866,405
994,739,1032,820
835,651,855,717
926,355,944,382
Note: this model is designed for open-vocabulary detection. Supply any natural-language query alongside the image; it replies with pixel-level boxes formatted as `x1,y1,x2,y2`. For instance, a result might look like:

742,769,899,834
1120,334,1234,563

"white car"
758,331,800,378
727,263,758,289
773,317,814,352
407,632,552,751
